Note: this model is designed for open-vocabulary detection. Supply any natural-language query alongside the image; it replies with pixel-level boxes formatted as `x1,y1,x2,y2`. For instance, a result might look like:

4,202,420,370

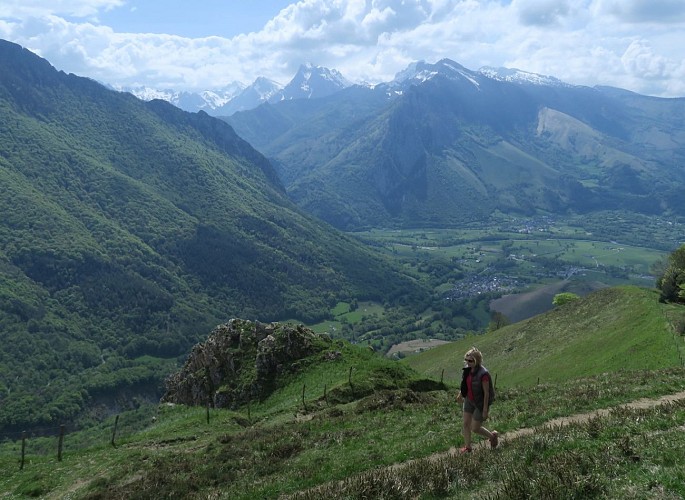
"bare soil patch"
490,280,607,323
386,339,451,357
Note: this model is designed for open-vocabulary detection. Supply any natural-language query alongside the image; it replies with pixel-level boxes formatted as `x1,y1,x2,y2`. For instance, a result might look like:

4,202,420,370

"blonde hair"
465,347,483,366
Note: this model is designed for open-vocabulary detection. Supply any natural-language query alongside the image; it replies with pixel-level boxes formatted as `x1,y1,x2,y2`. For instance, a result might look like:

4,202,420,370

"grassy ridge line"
287,388,685,499
0,344,449,499
403,286,682,387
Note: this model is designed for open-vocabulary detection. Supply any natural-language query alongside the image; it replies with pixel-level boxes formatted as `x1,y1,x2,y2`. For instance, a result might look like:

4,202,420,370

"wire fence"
4,315,679,472
0,408,158,470
0,367,453,471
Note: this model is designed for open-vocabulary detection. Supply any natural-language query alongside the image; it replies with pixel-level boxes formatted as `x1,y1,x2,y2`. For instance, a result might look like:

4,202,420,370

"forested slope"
0,40,424,432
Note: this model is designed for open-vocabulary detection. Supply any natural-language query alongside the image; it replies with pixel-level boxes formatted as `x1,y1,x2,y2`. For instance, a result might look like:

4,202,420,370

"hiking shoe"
489,431,499,449
459,446,472,454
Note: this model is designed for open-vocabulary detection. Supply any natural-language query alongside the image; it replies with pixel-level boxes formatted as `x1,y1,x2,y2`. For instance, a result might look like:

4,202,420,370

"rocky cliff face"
161,319,334,408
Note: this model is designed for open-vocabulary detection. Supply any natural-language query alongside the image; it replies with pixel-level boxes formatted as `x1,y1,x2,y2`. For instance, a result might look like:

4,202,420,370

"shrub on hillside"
656,244,685,304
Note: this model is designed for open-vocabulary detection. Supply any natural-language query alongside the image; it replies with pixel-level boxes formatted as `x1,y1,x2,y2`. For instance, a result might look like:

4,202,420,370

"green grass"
403,286,682,387
293,395,685,499
356,222,668,288
2,367,684,499
307,301,386,334
330,302,351,316
2,286,685,499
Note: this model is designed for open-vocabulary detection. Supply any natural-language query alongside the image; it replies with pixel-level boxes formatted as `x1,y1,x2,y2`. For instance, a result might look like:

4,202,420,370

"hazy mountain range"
224,59,685,230
126,59,685,233
117,63,353,116
118,60,579,117
124,56,685,231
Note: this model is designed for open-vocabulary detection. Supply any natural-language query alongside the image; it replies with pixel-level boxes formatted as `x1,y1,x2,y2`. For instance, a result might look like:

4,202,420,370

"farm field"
354,213,673,302
289,213,680,354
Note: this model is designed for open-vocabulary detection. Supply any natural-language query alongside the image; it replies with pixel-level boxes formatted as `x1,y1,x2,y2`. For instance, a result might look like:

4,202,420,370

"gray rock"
161,319,333,409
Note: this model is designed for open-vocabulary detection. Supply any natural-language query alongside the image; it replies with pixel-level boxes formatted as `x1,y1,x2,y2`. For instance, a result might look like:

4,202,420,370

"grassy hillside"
404,286,684,387
1,285,684,498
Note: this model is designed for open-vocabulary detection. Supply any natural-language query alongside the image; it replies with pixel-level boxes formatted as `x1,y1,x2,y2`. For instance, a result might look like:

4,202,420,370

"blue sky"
1,1,684,97
97,1,294,38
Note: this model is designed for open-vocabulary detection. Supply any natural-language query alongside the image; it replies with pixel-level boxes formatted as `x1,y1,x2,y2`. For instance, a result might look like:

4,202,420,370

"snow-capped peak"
478,67,572,88
389,59,484,91
279,63,352,100
116,82,246,113
250,77,283,100
117,85,178,102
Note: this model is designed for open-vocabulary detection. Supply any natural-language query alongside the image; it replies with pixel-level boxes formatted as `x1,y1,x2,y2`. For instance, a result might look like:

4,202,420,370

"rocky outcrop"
161,319,333,408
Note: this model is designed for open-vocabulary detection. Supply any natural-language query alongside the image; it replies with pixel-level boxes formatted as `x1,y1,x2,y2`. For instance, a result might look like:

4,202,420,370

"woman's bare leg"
471,419,494,440
462,412,473,448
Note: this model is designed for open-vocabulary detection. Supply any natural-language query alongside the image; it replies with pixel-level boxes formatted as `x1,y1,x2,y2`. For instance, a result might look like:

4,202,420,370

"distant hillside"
226,59,685,230
0,39,425,432
404,286,684,387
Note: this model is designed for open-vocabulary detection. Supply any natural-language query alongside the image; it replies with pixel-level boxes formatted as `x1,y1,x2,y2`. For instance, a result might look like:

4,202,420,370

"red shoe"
459,446,472,454
490,431,499,449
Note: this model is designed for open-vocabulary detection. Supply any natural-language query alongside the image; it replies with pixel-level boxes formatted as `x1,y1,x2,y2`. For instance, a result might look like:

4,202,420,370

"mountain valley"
1,37,684,445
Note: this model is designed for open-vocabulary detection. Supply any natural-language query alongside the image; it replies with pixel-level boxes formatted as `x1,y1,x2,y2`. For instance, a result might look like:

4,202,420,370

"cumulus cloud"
621,39,670,79
514,0,571,26
0,0,683,97
599,0,685,23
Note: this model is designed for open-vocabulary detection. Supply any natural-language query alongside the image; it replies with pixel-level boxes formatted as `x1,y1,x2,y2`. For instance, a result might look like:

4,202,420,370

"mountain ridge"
225,58,685,230
120,57,602,116
121,62,355,115
2,285,684,498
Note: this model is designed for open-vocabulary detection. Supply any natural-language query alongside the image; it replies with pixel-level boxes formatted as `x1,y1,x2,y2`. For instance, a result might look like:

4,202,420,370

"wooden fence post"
111,415,119,447
349,367,355,397
205,367,214,409
302,384,307,412
20,431,26,470
57,424,65,461
440,369,444,384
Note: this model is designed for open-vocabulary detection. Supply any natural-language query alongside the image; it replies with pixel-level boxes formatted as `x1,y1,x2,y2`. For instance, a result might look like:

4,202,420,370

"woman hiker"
456,347,498,453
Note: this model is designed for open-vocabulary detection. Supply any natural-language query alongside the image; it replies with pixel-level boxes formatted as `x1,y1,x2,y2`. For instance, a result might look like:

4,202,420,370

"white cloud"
1,0,683,97
622,39,670,79
514,0,571,27
598,0,685,23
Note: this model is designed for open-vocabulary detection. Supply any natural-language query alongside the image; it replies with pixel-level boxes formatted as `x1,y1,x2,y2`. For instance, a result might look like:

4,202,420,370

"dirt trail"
287,390,685,498
446,389,685,455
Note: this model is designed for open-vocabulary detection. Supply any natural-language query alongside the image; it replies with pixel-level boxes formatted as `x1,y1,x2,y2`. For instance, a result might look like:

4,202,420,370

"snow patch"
479,67,572,88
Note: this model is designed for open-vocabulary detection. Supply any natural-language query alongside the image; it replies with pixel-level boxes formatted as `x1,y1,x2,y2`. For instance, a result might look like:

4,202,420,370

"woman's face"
464,355,476,368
